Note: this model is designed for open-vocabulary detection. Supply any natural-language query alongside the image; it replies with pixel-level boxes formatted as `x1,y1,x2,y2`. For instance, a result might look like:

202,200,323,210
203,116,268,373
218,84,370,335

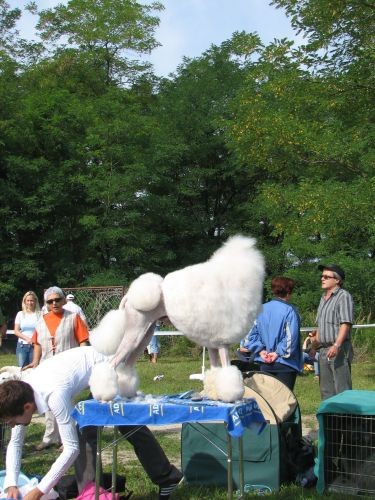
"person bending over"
0,347,182,500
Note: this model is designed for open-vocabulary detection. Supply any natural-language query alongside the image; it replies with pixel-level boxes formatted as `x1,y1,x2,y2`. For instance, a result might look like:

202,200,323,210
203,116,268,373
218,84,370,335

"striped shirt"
316,287,354,344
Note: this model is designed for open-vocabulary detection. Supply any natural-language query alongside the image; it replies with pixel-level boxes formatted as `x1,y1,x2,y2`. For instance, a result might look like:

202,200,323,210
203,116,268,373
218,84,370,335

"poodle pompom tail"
127,273,163,311
116,363,140,398
89,362,118,402
89,309,126,355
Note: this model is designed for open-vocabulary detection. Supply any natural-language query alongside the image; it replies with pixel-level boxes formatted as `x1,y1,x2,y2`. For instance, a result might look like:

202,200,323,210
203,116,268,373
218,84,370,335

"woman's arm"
14,322,32,343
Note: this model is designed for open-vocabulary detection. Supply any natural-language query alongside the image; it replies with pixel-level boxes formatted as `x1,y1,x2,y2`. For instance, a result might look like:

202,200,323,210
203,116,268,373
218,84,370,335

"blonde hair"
21,291,41,314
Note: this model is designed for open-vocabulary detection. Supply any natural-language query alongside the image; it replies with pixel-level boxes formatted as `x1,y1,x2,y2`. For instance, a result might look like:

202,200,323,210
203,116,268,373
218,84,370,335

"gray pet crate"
316,390,375,497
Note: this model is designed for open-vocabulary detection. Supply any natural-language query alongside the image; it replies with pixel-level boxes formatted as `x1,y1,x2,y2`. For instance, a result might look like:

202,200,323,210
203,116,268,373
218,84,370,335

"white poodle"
89,235,265,402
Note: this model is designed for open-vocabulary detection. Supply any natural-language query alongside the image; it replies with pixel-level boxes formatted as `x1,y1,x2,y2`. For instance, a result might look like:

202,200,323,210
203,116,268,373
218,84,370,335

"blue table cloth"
72,393,266,438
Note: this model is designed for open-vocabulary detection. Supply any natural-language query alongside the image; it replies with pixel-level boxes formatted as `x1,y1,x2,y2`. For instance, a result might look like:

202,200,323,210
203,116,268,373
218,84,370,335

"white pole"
189,346,206,381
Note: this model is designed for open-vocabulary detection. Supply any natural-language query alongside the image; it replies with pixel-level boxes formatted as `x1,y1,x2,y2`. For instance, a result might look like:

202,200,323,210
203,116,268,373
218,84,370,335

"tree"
145,34,264,265
225,2,374,316
34,0,164,85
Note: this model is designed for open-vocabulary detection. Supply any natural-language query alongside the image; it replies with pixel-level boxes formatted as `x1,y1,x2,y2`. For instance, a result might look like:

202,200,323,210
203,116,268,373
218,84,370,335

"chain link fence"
61,286,125,330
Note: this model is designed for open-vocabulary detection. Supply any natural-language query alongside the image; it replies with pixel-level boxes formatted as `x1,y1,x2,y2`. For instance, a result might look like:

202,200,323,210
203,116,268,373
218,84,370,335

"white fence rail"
5,324,375,337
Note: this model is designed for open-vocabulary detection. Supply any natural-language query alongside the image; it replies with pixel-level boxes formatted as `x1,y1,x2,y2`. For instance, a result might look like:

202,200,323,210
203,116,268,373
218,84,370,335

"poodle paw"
89,362,118,401
203,365,244,402
116,363,140,398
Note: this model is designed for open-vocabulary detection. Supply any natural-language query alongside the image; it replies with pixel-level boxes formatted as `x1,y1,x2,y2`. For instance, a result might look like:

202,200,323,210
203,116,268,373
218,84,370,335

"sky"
12,0,301,77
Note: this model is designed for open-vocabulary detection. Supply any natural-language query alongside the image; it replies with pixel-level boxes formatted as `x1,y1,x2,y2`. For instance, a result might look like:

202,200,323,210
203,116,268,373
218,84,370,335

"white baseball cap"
66,293,75,300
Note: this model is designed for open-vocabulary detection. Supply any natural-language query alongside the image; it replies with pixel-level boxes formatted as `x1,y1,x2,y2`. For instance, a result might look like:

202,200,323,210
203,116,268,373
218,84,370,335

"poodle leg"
111,302,167,368
204,346,244,402
218,345,231,367
207,347,220,368
124,324,156,367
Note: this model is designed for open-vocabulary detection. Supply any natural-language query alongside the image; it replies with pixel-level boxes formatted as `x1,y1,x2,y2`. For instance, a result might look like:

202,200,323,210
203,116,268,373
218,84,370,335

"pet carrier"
181,372,306,491
316,390,375,497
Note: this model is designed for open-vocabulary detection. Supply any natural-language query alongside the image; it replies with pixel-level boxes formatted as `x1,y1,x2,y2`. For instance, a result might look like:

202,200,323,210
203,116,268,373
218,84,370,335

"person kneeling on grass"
0,346,182,500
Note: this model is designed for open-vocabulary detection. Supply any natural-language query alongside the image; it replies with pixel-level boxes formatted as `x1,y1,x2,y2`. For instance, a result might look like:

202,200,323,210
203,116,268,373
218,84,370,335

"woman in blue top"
14,291,42,368
241,276,303,391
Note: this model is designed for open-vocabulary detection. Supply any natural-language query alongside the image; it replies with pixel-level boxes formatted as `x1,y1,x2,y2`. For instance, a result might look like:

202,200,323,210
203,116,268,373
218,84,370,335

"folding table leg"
112,427,118,499
95,426,102,500
238,436,244,498
226,429,233,499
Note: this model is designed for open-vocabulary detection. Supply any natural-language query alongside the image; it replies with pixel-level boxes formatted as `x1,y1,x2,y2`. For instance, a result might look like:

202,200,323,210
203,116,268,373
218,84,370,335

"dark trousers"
259,365,297,391
74,424,182,492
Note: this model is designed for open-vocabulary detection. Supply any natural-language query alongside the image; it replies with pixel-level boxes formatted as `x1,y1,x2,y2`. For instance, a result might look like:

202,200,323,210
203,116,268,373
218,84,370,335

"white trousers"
42,410,61,444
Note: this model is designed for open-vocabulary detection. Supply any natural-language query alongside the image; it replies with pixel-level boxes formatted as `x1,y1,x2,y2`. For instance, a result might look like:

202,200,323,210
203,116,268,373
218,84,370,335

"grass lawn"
0,349,374,499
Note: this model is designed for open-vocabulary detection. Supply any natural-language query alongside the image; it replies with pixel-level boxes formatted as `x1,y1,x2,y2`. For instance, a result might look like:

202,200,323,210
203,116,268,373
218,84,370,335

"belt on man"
319,342,334,348
319,340,349,348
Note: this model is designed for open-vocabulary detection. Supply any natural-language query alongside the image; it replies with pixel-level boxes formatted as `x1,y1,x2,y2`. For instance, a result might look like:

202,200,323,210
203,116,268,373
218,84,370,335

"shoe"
158,482,179,499
35,441,61,451
35,442,54,451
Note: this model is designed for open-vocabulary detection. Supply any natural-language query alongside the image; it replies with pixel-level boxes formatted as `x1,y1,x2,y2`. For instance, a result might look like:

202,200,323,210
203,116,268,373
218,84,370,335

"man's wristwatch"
333,342,341,349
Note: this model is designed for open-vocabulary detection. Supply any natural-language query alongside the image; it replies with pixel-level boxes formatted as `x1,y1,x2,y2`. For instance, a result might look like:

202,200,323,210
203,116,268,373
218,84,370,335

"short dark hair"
271,276,296,298
0,380,35,420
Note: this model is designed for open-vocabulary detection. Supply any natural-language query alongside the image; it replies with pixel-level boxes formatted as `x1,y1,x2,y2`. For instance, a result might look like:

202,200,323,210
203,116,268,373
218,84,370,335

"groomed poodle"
89,235,265,402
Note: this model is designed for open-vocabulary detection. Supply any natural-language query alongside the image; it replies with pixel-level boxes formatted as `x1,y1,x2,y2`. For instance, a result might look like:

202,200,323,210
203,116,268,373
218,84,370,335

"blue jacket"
241,298,303,372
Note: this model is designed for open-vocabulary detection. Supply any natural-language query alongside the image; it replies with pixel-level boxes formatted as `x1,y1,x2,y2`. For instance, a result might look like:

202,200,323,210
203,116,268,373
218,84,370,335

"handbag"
76,481,119,500
55,474,128,500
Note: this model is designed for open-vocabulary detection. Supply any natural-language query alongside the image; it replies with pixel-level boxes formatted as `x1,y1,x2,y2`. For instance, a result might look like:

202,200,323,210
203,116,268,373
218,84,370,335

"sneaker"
35,441,61,451
158,482,179,499
35,442,53,451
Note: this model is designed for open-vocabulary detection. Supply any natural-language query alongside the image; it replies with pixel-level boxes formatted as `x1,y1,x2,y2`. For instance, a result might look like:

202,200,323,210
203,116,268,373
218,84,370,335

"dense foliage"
0,0,373,323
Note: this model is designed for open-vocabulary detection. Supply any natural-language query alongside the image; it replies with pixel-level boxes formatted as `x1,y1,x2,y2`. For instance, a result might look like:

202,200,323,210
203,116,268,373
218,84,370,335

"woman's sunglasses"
46,297,63,305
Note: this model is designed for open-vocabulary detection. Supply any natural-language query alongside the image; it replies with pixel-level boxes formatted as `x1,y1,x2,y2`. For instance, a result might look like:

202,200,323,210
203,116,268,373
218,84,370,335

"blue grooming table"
72,393,265,499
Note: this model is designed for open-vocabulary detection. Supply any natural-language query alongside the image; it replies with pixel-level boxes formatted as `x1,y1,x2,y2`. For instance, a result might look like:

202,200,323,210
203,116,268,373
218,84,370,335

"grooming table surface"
72,393,266,500
72,393,265,437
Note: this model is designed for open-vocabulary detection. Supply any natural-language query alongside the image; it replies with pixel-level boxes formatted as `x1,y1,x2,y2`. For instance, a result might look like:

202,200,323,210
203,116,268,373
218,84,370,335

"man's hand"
23,486,44,500
327,344,339,360
5,486,19,499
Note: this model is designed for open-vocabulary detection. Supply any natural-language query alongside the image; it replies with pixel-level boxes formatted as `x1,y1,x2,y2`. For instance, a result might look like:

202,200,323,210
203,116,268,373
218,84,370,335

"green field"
0,349,374,499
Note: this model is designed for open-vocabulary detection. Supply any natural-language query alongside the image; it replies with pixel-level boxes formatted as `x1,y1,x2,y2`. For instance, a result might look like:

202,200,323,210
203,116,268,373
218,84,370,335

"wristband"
333,343,341,348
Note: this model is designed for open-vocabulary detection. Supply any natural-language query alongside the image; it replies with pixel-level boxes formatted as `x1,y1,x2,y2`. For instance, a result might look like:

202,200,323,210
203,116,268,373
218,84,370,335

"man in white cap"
63,293,87,325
